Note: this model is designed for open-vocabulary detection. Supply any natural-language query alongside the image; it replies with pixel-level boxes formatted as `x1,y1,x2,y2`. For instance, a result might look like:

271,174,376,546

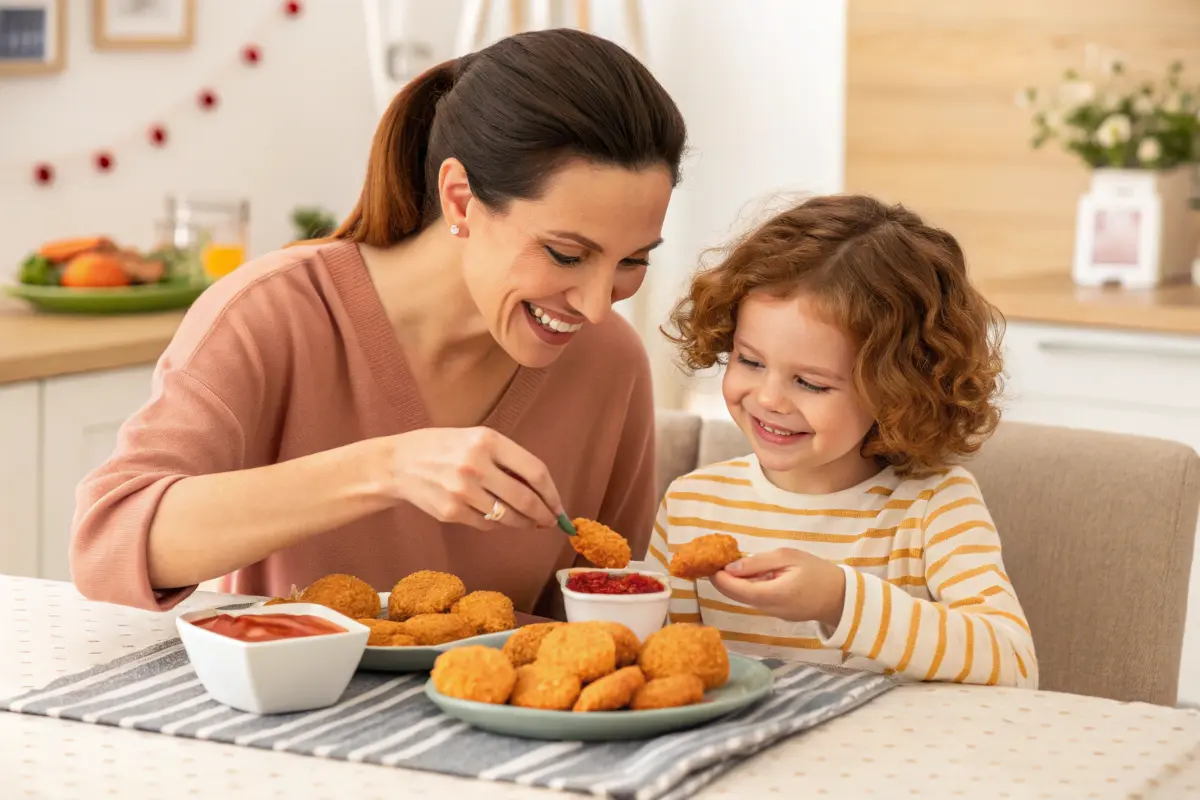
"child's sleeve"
646,495,702,623
819,469,1039,689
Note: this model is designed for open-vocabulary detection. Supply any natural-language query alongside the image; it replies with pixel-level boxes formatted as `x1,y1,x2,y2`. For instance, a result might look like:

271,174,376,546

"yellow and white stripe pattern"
647,456,1038,689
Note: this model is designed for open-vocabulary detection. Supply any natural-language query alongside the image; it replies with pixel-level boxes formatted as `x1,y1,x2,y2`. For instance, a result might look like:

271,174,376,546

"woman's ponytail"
332,60,458,247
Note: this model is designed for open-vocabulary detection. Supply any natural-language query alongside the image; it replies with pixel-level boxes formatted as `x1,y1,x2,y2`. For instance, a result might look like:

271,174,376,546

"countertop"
980,272,1200,336
4,574,1200,799
0,296,186,384
3,272,1200,385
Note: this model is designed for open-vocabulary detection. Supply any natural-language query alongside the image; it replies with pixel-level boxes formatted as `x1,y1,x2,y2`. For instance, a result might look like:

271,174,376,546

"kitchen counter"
980,272,1200,336
0,296,186,384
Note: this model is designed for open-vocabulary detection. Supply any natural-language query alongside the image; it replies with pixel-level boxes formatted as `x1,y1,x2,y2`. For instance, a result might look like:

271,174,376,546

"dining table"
4,573,1200,799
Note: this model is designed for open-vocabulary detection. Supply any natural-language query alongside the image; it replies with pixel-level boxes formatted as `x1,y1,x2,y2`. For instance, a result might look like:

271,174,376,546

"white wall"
593,0,848,408
0,0,378,269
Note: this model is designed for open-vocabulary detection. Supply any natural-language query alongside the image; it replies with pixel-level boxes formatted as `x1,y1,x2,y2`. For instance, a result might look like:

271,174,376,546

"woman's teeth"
758,420,799,436
528,303,583,334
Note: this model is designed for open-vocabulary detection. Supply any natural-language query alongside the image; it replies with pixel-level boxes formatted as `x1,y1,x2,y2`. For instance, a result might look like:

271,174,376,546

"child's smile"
722,289,880,495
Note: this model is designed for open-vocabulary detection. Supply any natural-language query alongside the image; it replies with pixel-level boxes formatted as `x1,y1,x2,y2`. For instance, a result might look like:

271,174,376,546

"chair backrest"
653,411,1200,706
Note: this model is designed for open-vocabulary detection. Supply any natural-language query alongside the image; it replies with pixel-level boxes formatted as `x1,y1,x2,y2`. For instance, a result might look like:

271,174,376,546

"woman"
70,28,687,618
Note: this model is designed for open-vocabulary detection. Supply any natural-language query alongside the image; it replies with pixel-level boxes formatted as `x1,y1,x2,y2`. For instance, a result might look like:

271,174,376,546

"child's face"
721,290,878,493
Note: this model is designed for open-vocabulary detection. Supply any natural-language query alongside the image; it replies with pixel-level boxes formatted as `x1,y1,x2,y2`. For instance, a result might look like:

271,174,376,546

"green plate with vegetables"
8,239,212,314
3,279,212,314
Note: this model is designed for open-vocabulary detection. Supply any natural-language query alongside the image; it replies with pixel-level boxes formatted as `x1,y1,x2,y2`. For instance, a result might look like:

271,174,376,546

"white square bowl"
555,567,671,642
176,603,369,715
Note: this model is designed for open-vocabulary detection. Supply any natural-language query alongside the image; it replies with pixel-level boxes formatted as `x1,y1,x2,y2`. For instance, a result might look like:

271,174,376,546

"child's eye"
796,376,830,393
545,246,582,266
736,355,762,369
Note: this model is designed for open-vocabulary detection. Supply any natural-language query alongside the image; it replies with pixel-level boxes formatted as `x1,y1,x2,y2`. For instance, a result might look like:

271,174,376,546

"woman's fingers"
481,467,553,528
487,434,564,522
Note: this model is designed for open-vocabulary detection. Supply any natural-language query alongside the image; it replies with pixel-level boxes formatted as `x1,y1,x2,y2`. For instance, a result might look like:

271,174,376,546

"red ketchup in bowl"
191,613,346,642
566,571,665,595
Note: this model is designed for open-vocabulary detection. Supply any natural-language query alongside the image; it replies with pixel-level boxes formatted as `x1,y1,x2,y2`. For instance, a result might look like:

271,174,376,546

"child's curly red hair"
664,194,1005,476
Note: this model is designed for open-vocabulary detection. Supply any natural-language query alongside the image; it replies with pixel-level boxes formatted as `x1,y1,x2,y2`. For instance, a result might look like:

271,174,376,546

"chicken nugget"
431,645,516,704
299,574,380,620
536,623,616,683
639,623,730,690
358,619,418,647
631,674,705,710
501,622,564,667
387,571,466,621
451,591,516,635
669,534,742,579
400,613,476,646
573,666,646,712
570,519,632,569
509,663,582,710
576,621,641,668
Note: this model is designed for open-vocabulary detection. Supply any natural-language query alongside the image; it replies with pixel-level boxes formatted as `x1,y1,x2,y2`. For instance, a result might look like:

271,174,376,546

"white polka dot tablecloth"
3,576,1199,800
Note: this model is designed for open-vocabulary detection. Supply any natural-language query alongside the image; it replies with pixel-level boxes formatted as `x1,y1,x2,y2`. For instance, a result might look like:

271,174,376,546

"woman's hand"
384,427,564,530
710,548,847,628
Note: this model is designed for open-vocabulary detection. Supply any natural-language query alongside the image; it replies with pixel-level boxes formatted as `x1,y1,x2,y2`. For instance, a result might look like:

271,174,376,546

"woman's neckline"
320,239,548,435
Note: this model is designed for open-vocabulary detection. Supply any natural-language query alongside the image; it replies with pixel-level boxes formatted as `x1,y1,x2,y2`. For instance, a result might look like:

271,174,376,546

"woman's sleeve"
69,277,281,611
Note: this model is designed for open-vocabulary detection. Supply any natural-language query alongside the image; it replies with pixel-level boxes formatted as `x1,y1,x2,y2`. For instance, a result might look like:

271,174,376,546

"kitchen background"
2,0,1199,702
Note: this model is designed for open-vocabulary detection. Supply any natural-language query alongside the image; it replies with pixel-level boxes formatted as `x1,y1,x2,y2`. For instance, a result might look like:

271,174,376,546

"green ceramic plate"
424,653,774,741
3,279,212,314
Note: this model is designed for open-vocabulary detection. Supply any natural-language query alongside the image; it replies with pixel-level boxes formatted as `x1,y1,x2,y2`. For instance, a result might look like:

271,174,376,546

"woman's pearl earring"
449,224,460,235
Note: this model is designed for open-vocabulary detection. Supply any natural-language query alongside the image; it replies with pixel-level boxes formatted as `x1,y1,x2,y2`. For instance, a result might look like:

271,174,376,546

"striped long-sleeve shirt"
647,456,1038,689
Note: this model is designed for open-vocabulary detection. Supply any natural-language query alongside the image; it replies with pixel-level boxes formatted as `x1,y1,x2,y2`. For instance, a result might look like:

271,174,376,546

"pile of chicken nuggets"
431,620,730,712
266,570,515,647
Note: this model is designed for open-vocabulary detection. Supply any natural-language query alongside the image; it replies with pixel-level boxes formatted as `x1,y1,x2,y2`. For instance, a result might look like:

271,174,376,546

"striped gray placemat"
2,639,896,800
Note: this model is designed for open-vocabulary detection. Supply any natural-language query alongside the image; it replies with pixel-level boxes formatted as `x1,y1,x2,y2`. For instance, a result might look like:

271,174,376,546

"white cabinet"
39,365,154,583
0,381,42,578
1001,321,1200,709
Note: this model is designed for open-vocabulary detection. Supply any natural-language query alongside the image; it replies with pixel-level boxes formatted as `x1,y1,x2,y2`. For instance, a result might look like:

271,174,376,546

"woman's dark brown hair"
332,29,687,246
665,194,1005,476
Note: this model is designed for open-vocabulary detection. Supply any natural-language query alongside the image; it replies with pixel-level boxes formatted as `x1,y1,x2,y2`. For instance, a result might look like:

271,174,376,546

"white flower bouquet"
1019,48,1199,170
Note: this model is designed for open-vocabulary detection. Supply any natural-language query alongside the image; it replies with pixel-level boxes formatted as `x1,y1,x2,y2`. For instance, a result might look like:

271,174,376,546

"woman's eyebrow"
546,231,664,255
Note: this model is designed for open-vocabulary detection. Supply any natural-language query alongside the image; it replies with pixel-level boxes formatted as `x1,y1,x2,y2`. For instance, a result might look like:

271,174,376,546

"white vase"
1071,165,1195,289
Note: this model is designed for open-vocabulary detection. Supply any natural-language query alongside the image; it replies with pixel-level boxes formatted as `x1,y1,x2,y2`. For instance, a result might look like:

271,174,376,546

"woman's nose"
573,268,616,325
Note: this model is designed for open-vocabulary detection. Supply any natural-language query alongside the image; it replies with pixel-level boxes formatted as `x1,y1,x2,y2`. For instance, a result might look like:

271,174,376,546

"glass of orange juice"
164,196,250,282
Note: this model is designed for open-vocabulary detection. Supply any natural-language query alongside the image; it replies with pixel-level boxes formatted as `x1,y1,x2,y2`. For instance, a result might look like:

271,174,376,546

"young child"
651,194,1037,688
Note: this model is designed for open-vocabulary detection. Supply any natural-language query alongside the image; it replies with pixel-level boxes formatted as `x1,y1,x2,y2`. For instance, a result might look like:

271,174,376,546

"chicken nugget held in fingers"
573,666,646,712
536,623,616,684
669,534,742,579
631,674,705,710
431,646,517,704
451,591,516,635
510,663,582,710
570,519,632,569
387,571,466,621
501,622,564,667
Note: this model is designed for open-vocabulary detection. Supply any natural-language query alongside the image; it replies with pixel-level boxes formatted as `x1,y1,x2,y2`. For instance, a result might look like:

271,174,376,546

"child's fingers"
723,548,800,578
711,570,780,606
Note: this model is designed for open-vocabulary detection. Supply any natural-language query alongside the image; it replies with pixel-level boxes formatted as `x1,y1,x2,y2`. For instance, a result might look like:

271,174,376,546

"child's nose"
756,377,789,413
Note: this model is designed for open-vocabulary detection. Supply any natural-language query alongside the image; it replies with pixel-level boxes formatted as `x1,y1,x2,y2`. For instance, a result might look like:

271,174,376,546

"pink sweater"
70,240,657,617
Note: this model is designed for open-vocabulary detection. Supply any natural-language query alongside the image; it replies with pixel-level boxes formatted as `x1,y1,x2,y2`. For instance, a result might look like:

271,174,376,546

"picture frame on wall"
0,0,65,76
92,0,194,51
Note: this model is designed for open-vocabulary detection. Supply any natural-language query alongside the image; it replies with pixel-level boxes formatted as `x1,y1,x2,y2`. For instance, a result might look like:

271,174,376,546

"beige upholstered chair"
653,411,1200,707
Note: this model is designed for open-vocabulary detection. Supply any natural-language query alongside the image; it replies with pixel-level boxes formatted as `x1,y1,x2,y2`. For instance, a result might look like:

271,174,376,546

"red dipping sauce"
191,613,346,642
566,571,665,595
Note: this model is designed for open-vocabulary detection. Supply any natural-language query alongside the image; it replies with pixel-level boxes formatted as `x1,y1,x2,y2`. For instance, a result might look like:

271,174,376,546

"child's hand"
710,549,847,628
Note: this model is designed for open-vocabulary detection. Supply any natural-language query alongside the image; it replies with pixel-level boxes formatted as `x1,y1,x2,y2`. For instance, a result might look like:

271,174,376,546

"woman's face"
449,159,673,369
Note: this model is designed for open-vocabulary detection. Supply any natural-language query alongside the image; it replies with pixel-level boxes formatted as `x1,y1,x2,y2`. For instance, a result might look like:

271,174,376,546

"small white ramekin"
555,567,671,641
176,603,369,715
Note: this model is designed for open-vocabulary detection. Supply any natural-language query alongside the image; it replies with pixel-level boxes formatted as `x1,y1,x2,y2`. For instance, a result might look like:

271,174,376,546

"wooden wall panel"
845,0,1200,280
